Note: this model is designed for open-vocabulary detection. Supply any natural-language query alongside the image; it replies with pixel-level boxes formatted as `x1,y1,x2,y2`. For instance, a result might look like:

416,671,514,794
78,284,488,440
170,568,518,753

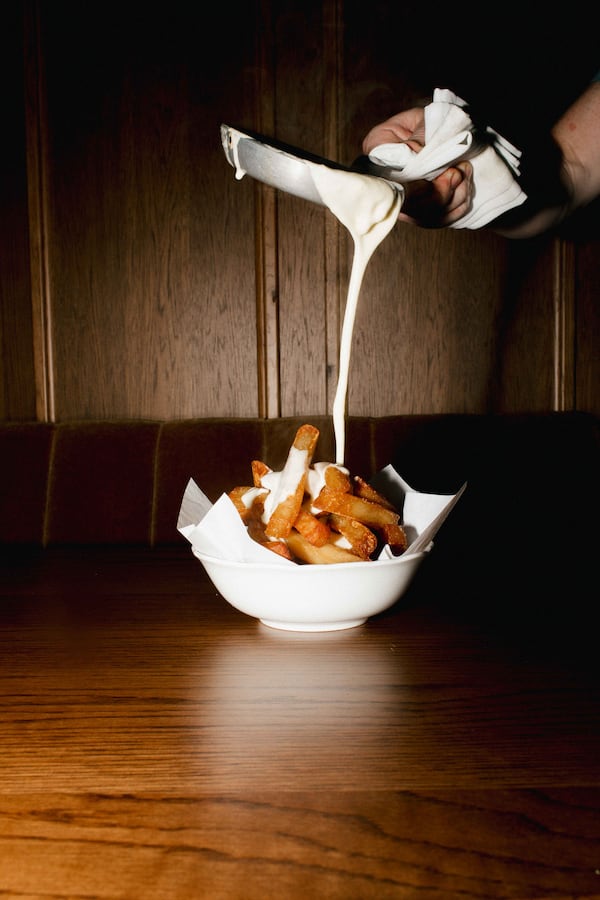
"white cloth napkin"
367,88,527,229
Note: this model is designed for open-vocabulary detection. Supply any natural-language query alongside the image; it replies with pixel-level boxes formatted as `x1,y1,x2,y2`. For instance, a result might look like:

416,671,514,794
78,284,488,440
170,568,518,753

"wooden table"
1,546,599,899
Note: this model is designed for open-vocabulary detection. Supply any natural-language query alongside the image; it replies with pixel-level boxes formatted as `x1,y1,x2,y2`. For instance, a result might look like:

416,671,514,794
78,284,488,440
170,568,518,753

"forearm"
493,80,600,238
492,198,573,239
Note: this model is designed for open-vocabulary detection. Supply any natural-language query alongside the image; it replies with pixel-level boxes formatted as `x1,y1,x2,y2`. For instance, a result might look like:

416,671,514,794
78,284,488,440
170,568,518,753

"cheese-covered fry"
264,424,319,539
227,486,267,524
323,464,352,492
251,459,271,487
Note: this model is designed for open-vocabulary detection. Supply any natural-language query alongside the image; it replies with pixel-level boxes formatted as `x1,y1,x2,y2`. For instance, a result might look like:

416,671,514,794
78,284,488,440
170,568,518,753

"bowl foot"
259,618,367,632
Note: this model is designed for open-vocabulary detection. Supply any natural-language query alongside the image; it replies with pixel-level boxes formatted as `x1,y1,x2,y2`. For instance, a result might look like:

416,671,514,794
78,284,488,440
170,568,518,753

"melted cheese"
309,165,401,464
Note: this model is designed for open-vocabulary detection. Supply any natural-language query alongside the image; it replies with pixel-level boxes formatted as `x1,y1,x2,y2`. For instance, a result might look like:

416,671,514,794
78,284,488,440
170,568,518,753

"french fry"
377,522,408,556
264,482,306,539
353,475,399,512
227,486,266,524
286,529,364,565
293,502,331,547
265,541,295,560
251,459,271,487
328,512,377,560
264,424,320,539
313,486,399,528
323,464,352,492
247,516,294,560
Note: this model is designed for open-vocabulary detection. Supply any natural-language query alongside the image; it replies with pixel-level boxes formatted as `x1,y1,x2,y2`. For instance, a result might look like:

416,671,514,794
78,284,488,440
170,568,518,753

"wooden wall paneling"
277,195,329,418
553,239,576,411
187,10,261,420
272,0,330,418
7,0,597,424
37,1,260,420
575,229,600,415
23,0,53,420
254,0,280,418
493,238,559,412
343,225,510,416
254,183,280,418
1,0,37,421
320,0,346,418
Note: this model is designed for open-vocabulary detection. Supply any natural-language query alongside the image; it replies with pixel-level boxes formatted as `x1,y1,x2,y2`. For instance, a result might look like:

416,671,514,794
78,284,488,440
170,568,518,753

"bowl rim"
192,544,431,572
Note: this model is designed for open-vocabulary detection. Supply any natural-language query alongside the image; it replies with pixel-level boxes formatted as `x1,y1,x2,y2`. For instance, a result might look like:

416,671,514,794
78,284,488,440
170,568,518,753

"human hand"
362,109,474,228
362,108,428,155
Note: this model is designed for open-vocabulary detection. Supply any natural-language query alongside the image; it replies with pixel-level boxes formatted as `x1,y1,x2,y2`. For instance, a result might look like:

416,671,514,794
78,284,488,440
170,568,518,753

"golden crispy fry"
247,517,294,560
265,541,295,560
251,459,271,487
323,464,352,492
377,522,408,556
353,475,399,512
294,423,320,453
313,486,399,528
227,486,264,524
286,529,364,565
293,502,331,547
264,424,320,539
246,516,268,544
328,512,377,560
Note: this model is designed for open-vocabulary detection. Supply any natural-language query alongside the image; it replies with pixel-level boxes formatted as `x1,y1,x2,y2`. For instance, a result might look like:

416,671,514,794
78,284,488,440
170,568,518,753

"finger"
362,109,425,154
398,163,474,228
432,163,469,203
437,163,473,223
400,179,447,224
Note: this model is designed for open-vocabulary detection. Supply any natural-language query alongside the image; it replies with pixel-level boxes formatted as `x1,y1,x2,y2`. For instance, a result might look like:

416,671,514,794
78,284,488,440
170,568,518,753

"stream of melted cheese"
227,129,402,467
309,164,402,464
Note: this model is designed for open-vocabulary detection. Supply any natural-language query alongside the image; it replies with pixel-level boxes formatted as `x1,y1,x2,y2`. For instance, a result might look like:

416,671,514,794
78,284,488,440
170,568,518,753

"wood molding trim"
553,238,576,410
23,0,53,421
323,0,344,414
254,0,279,418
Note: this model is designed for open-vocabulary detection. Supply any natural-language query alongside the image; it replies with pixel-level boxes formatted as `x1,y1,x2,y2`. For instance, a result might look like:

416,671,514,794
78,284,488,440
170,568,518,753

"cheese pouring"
308,165,401,463
221,124,403,465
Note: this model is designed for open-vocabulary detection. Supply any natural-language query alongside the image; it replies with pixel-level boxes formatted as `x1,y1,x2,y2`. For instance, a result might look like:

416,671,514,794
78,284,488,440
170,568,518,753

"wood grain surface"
2,546,599,897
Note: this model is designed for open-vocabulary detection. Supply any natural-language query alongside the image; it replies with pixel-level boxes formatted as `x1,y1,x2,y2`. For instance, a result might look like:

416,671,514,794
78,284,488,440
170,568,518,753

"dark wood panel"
273,0,330,417
39,1,261,419
493,238,560,411
0,1,37,420
345,226,517,415
573,202,600,415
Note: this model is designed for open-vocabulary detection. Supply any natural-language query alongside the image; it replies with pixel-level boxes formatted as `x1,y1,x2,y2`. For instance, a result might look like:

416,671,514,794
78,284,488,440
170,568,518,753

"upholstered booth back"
2,412,598,628
1,413,598,550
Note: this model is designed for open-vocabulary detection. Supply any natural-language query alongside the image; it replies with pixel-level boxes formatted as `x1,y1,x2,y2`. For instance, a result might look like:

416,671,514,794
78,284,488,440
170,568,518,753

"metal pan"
220,123,403,206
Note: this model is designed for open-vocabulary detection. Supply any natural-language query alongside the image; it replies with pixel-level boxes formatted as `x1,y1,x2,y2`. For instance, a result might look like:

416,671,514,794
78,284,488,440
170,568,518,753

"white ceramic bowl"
193,546,431,632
